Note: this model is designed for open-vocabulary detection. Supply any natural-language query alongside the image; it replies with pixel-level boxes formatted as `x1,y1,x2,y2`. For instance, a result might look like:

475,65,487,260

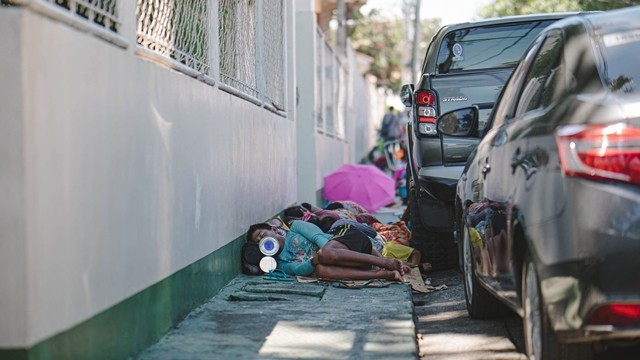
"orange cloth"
371,221,411,246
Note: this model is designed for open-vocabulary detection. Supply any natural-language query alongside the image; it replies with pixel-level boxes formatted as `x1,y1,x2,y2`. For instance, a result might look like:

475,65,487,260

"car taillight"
414,90,437,136
588,304,640,327
555,123,640,186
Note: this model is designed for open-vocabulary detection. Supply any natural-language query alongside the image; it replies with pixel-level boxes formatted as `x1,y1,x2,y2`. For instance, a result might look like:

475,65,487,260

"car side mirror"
437,106,479,137
400,84,414,107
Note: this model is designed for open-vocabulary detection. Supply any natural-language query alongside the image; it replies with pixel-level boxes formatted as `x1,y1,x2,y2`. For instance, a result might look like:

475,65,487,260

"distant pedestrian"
379,106,403,142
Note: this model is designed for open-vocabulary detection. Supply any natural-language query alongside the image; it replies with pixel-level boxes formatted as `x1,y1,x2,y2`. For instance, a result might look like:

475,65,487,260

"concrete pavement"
413,269,526,360
138,275,417,359
138,205,418,359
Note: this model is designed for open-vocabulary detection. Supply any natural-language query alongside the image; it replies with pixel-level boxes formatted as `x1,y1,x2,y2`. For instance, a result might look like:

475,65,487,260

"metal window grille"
136,0,210,75
3,0,120,33
10,0,287,112
218,0,257,97
323,41,335,136
336,64,347,138
218,0,284,109
314,27,348,140
261,0,284,109
56,0,119,31
315,29,324,132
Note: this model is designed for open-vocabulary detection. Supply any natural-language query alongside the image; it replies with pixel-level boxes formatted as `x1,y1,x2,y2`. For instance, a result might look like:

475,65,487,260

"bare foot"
384,258,404,273
420,262,432,273
378,270,403,282
401,263,411,274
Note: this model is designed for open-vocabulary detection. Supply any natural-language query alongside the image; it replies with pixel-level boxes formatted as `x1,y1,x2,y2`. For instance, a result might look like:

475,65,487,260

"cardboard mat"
403,267,448,293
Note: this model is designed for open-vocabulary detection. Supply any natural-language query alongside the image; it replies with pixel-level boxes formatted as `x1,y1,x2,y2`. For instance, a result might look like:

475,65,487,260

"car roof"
536,6,639,47
584,5,640,36
421,12,583,76
439,12,583,31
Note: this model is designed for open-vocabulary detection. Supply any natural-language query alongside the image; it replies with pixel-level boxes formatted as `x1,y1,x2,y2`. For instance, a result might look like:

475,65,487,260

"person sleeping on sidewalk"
282,201,380,233
246,220,409,282
281,205,432,276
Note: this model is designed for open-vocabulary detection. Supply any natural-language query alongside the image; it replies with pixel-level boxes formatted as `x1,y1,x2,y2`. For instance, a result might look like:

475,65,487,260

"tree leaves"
349,7,441,91
480,0,640,18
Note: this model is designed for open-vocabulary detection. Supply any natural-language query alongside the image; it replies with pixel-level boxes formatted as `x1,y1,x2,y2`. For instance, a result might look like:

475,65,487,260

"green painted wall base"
0,237,245,360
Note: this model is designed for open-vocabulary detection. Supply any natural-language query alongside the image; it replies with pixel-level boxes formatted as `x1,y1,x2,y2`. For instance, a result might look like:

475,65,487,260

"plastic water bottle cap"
259,256,277,273
259,237,280,256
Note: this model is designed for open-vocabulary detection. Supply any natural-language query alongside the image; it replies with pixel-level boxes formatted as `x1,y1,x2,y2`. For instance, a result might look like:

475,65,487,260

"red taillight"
414,90,438,135
415,90,436,106
555,123,640,186
588,304,640,326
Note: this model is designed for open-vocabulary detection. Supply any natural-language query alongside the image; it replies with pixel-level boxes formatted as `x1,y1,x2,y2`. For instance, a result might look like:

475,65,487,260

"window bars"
56,0,119,32
315,28,347,139
3,0,120,33
260,0,284,110
218,0,257,97
218,0,284,109
315,29,324,133
136,0,211,75
6,0,288,113
136,0,286,111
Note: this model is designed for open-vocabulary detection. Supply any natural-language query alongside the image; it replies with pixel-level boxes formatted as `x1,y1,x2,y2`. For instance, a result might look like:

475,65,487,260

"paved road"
413,269,526,360
414,269,640,359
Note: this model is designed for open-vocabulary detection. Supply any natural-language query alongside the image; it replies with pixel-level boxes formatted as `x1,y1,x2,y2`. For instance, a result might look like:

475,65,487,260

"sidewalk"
138,206,417,359
138,275,416,359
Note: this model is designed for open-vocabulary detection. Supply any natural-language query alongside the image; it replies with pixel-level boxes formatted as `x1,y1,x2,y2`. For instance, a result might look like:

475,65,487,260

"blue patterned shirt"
276,220,331,276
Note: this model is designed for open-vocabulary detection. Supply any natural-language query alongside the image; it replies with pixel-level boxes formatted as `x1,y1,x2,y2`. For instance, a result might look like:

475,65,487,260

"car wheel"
407,171,458,270
461,221,509,319
522,255,592,360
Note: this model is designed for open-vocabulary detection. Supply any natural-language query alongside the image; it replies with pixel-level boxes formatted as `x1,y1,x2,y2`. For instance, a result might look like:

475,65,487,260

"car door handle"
482,163,491,178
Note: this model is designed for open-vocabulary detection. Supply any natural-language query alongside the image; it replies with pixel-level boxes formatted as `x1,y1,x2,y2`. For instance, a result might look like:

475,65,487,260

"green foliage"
480,0,581,18
580,0,640,10
348,0,640,91
349,8,441,91
480,0,640,17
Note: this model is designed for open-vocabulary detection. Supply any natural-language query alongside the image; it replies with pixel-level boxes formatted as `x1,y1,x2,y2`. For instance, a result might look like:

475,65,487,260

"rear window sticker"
603,30,640,47
452,43,464,61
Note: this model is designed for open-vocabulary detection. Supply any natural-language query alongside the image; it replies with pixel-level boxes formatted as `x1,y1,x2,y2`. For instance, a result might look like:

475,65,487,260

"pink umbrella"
323,163,396,213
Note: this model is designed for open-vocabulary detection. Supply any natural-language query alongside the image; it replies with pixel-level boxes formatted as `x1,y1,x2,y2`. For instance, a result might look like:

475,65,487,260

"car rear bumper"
417,164,464,182
532,180,640,343
540,251,640,343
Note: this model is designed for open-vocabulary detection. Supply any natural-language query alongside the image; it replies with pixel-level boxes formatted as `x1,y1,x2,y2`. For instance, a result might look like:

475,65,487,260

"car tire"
522,254,593,360
461,221,509,319
407,170,458,270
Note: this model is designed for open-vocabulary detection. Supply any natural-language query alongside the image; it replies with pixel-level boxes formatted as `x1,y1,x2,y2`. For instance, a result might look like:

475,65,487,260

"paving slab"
138,275,418,360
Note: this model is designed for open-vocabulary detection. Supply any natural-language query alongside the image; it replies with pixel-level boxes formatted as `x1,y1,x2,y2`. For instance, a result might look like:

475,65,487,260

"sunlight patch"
260,321,354,358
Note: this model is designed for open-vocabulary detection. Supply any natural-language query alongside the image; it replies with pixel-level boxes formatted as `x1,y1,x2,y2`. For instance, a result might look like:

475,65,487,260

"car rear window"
436,20,557,74
601,29,640,93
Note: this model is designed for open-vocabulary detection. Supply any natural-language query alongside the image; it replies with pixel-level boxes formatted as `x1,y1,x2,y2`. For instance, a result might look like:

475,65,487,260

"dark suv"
400,13,576,269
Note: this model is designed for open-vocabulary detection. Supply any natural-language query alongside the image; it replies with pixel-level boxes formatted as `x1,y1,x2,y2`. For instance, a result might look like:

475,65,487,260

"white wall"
0,8,28,347
0,0,383,348
315,135,349,191
295,0,380,205
0,8,296,347
294,1,320,205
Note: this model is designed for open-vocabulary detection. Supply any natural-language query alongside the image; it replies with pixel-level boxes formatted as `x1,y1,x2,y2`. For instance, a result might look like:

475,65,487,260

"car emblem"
442,96,468,102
